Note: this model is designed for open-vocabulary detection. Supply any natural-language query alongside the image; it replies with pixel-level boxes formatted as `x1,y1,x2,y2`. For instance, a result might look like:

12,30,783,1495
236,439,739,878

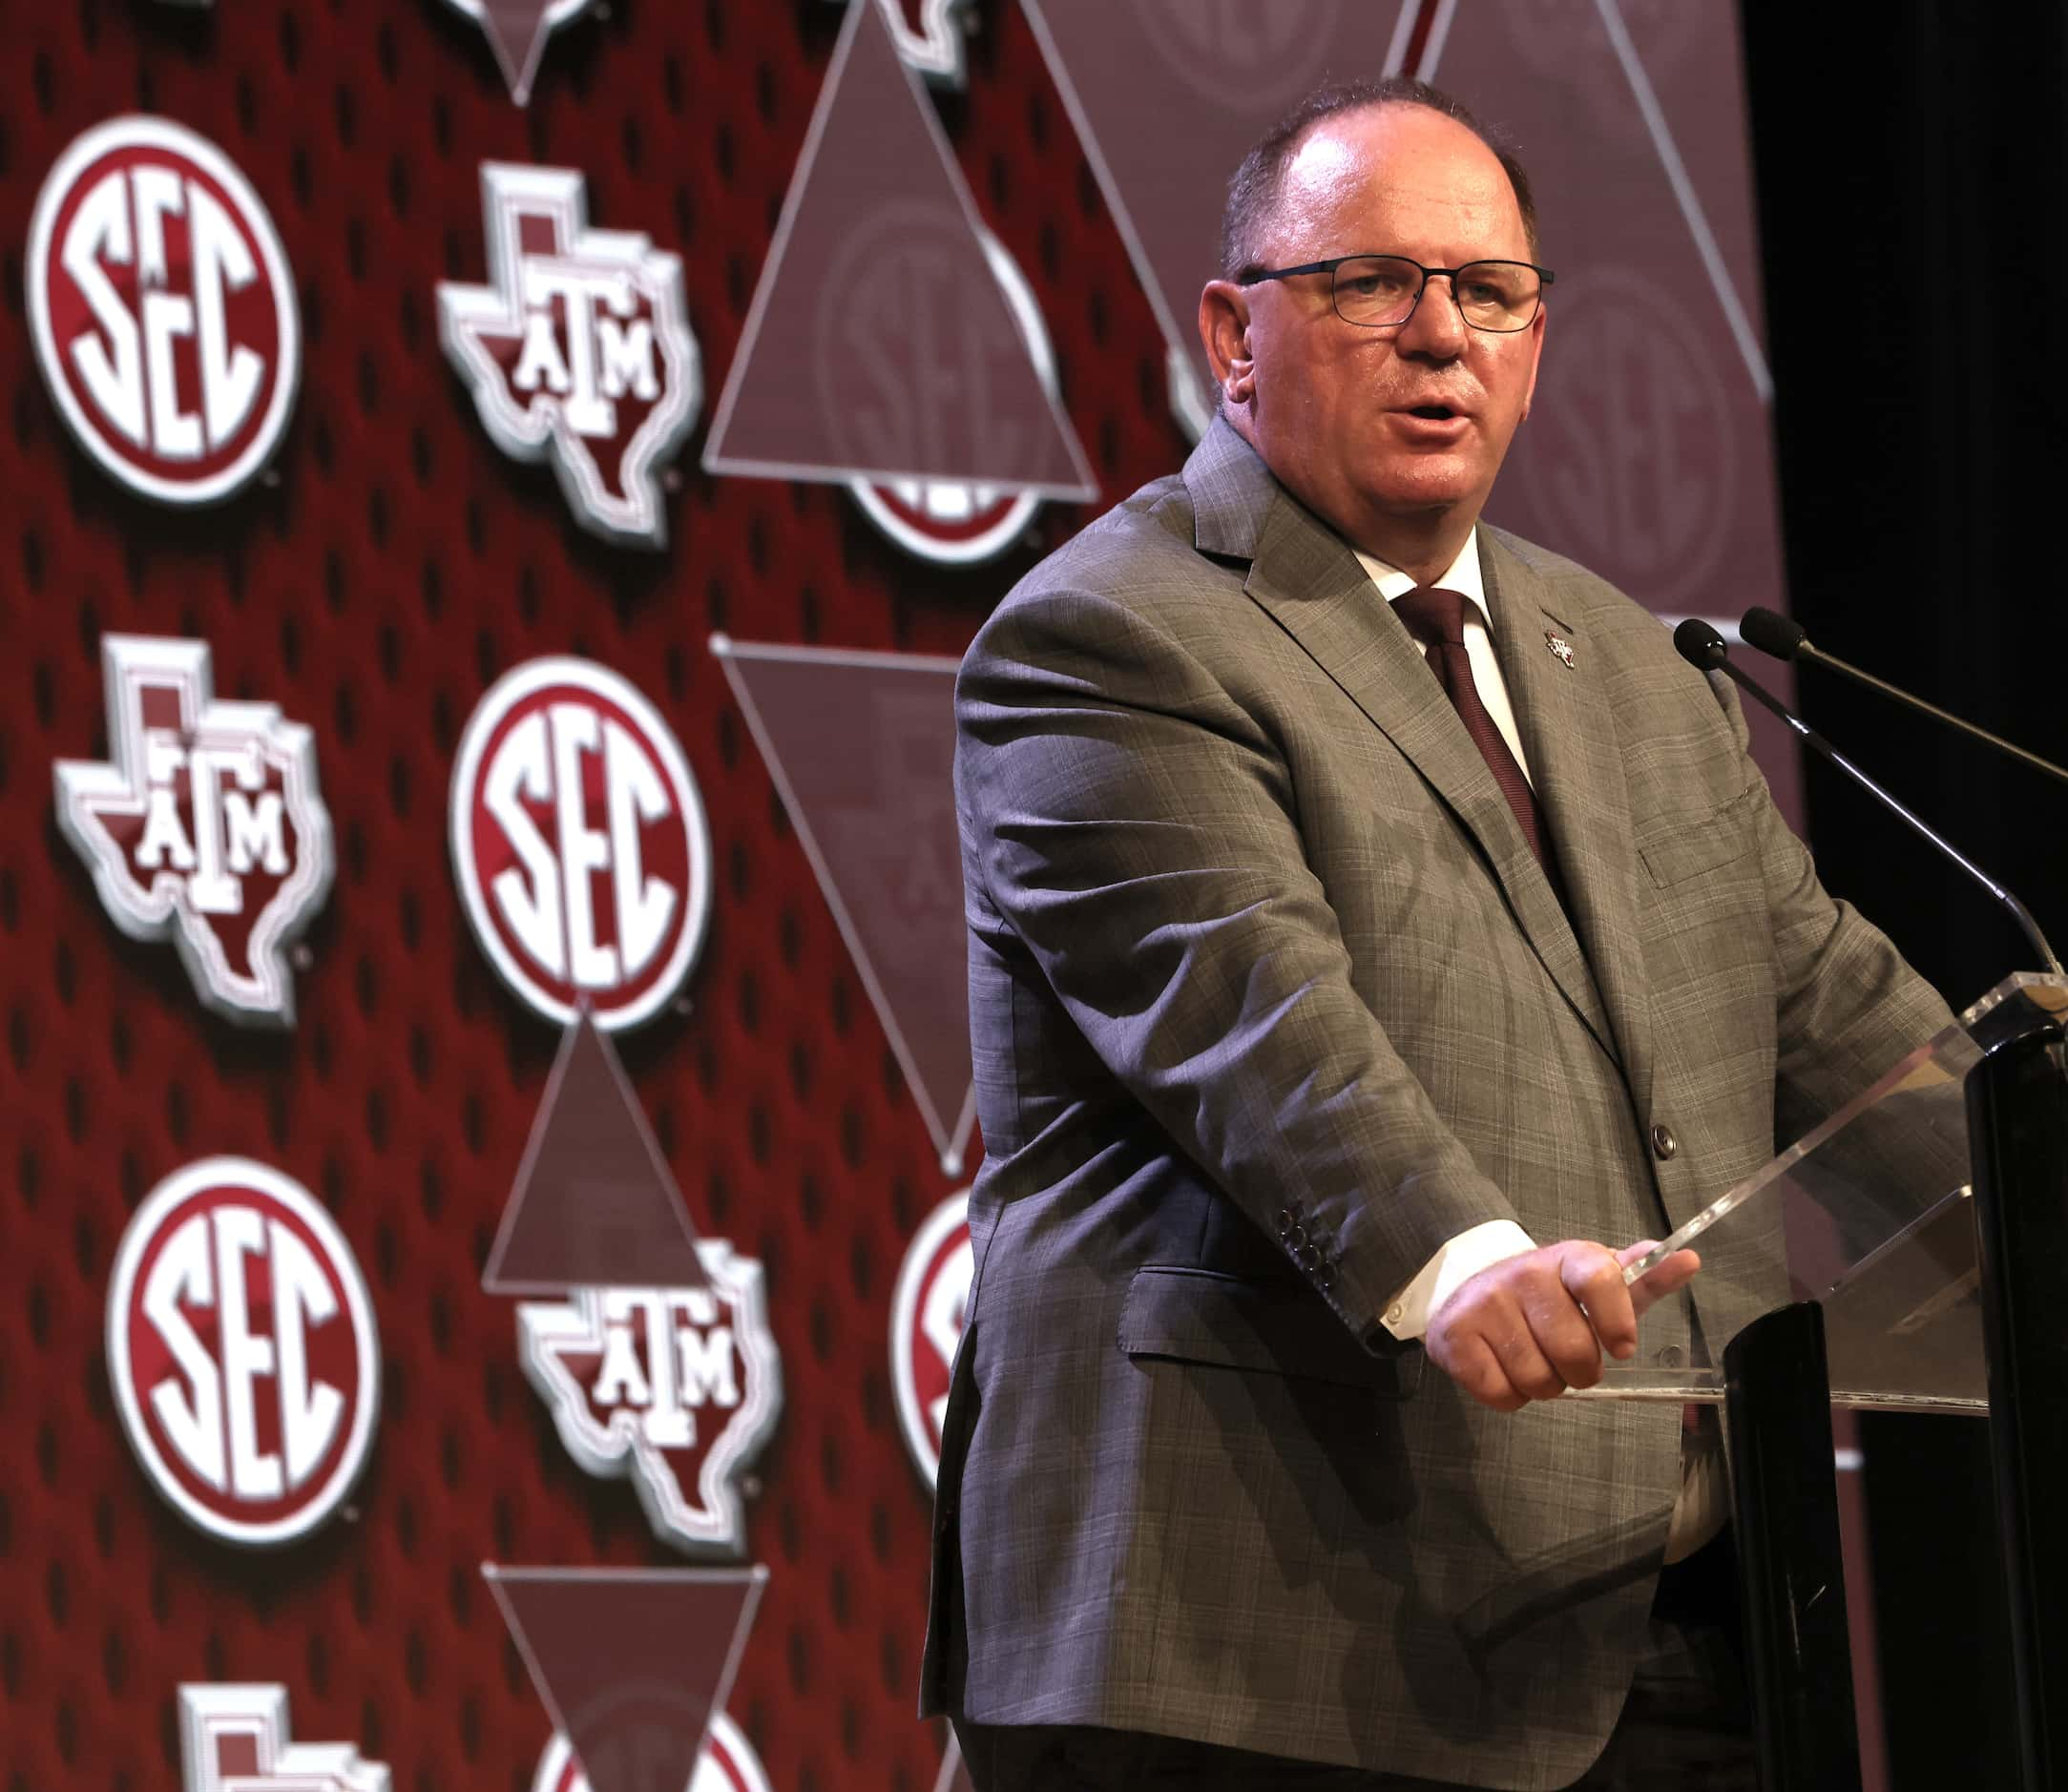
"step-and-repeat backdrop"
1,4,1784,1788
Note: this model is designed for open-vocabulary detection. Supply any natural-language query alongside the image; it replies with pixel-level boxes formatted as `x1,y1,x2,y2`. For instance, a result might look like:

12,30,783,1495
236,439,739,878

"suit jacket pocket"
1636,783,1760,888
1118,1265,1423,1398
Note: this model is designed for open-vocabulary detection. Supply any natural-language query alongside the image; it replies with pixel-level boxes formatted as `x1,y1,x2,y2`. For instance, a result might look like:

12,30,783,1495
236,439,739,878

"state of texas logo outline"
53,636,332,1027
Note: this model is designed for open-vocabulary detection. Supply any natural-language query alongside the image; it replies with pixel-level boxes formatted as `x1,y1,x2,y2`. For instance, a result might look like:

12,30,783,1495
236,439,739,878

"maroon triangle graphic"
1415,8,1780,592
482,1006,710,1293
469,0,570,105
1020,0,1414,435
1022,0,1803,823
1377,3,1803,825
486,1565,764,1792
713,636,973,1177
701,0,1097,498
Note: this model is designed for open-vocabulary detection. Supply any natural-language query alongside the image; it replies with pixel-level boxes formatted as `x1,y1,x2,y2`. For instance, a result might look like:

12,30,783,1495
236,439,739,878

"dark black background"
1743,7,2068,1782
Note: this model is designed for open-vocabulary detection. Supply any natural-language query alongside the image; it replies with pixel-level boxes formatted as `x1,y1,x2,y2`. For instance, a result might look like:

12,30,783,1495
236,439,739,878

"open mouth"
1408,405,1458,421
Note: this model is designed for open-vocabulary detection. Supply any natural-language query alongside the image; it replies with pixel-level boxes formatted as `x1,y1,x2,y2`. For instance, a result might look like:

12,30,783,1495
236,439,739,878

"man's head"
1199,81,1547,576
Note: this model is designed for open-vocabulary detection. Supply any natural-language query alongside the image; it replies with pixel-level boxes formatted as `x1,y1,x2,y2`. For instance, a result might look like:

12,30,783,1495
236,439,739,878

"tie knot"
1393,585,1470,650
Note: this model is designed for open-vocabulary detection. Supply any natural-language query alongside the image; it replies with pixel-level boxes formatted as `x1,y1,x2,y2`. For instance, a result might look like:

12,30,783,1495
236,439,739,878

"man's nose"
1394,273,1468,358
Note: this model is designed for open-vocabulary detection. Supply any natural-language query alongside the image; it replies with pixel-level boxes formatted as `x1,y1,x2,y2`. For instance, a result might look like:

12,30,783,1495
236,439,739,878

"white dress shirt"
1355,531,1533,784
1352,531,1723,1561
1356,531,1539,1339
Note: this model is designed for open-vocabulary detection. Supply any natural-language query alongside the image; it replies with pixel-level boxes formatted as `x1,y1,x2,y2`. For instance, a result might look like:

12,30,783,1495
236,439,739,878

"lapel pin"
1544,630,1575,669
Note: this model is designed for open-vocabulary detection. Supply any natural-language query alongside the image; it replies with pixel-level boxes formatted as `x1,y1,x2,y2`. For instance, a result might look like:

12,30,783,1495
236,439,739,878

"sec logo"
889,1189,971,1487
1514,267,1738,607
530,1711,771,1792
28,115,300,506
107,1159,380,1548
846,231,1048,565
450,658,712,1030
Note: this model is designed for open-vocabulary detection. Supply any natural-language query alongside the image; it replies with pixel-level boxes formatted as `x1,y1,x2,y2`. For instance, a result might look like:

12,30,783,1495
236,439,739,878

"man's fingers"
1429,1330,1529,1413
1559,1244,1638,1361
1486,1322,1567,1404
1517,1278,1605,1387
1627,1247,1702,1319
1426,1237,1704,1411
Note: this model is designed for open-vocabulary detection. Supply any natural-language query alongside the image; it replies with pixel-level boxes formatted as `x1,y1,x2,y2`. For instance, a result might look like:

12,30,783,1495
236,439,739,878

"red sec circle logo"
451,658,713,1031
27,116,301,507
845,232,1048,565
106,1158,381,1548
889,1189,972,1487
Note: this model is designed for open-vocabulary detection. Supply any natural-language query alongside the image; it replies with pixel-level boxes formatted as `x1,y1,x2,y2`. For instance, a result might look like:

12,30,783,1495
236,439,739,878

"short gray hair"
1219,76,1541,280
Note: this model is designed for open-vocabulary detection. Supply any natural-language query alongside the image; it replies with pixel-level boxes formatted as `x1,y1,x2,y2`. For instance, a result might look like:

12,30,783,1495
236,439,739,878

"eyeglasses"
1238,253,1555,332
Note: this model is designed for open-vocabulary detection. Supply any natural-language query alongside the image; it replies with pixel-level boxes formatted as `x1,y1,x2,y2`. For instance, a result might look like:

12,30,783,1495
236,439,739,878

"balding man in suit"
921,75,1950,1790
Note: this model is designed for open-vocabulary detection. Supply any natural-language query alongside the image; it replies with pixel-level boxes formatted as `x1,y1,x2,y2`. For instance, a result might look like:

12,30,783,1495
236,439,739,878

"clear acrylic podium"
1579,972,2068,1789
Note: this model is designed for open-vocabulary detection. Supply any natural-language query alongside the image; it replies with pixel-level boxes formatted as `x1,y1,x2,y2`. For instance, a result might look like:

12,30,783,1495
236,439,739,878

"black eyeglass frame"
1237,253,1556,332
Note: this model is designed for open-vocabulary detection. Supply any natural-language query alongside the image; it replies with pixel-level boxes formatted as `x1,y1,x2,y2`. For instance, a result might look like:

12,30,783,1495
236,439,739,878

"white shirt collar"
1353,529,1489,622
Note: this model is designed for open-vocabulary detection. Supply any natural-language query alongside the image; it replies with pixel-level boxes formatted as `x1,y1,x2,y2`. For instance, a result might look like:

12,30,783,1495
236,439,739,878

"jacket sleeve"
956,579,1521,1344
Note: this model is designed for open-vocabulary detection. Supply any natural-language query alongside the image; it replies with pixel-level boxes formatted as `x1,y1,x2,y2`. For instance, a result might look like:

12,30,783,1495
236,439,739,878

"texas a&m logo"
825,0,977,88
108,1159,381,1547
55,636,332,1027
518,1241,781,1557
450,657,712,1029
28,116,300,506
179,1685,389,1792
440,164,700,547
530,1711,771,1792
889,1189,971,1486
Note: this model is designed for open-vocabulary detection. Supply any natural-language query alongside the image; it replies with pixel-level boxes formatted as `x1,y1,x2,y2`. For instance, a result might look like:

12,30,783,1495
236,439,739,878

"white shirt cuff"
1379,1219,1535,1341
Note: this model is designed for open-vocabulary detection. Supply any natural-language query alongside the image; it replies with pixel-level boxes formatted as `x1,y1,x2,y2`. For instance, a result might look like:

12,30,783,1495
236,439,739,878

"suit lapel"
1482,531,1653,1115
1183,423,1619,1062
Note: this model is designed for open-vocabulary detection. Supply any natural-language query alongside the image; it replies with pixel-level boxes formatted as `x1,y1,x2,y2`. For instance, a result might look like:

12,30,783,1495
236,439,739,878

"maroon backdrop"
1,5,1805,1789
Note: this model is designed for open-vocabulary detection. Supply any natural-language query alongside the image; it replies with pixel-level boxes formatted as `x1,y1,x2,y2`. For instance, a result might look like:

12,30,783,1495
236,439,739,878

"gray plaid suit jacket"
921,419,1950,1788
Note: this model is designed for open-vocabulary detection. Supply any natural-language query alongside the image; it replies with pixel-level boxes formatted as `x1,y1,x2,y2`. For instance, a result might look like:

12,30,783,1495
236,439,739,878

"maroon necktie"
1391,586,1554,872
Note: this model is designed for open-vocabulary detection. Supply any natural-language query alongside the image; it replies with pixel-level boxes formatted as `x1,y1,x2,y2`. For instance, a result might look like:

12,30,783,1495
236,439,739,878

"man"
922,77,1951,1789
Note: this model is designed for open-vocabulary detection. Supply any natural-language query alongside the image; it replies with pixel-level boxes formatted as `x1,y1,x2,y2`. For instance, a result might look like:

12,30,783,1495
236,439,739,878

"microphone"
1740,605,2068,789
1672,619,2061,975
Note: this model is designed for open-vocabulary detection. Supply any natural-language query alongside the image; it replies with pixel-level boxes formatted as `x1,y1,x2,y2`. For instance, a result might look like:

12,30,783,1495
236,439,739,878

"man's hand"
1424,1240,1701,1411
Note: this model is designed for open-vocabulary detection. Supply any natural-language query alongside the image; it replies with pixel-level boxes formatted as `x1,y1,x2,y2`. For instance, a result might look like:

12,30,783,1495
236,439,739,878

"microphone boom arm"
1713,655,2063,976
1794,643,2068,789
1739,604,2068,788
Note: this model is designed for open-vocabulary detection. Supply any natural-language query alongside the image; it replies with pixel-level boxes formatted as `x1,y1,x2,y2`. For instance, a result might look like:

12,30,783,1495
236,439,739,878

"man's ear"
1199,281,1257,408
1517,299,1547,424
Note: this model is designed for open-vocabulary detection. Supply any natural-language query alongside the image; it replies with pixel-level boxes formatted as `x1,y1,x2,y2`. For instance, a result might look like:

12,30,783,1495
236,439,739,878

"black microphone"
1740,604,2068,789
1672,619,2062,975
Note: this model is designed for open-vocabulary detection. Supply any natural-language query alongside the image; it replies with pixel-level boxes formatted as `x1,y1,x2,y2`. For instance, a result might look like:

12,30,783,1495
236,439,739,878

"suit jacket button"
1655,1344,1686,1368
1650,1123,1679,1161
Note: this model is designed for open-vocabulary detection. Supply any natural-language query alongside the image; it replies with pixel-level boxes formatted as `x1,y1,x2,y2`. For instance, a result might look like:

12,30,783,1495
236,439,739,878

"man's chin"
1363,468,1486,518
